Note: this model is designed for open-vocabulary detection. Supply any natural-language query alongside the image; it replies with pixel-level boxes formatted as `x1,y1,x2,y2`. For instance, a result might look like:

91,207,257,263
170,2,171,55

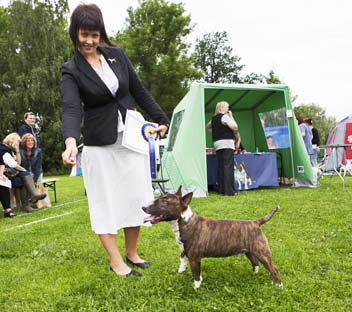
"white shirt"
3,153,17,168
91,55,125,132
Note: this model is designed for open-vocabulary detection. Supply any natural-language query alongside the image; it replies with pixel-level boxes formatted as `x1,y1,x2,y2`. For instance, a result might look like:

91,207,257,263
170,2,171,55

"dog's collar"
181,206,193,222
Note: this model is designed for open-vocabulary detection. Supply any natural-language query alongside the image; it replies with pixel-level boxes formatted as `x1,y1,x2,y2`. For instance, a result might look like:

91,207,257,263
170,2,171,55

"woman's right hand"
62,138,78,166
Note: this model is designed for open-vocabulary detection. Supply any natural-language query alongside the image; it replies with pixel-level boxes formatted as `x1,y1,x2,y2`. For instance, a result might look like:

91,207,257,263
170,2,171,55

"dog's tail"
256,206,280,226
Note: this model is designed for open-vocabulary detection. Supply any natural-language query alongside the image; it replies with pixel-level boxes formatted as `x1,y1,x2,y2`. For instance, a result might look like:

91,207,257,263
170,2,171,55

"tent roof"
195,82,289,91
337,114,352,124
193,82,290,112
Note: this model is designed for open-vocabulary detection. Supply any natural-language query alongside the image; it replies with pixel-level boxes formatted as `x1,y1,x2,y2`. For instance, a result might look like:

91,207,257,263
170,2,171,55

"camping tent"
325,114,352,171
161,82,318,196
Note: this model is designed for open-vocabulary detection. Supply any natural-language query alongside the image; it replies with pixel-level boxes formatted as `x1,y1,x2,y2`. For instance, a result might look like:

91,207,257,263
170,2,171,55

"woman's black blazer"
61,46,170,146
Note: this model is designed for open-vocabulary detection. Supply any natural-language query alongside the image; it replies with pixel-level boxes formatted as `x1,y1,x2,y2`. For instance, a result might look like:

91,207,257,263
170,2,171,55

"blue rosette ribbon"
141,123,159,179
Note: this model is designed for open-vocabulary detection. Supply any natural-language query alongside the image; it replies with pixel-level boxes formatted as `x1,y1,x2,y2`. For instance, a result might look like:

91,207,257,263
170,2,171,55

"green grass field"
0,175,351,311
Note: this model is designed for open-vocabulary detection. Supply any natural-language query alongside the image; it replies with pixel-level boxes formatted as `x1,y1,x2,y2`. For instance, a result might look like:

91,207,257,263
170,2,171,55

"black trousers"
0,186,11,210
216,148,235,195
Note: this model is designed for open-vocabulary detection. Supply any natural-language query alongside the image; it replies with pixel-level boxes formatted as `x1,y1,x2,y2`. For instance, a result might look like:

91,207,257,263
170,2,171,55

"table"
321,144,352,188
207,153,279,191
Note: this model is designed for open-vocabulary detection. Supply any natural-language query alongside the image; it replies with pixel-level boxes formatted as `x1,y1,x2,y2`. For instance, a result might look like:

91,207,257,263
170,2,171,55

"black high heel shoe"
125,256,150,269
110,266,142,277
4,210,16,218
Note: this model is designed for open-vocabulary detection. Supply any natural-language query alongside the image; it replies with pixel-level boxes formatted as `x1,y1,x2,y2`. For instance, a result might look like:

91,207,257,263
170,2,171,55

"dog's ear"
176,186,182,196
182,192,193,207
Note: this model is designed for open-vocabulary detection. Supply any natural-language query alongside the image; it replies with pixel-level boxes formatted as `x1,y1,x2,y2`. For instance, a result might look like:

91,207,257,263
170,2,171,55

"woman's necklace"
87,54,102,70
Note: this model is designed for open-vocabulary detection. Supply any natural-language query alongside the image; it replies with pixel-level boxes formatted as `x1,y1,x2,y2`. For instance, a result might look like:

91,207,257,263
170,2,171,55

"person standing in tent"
207,101,238,195
305,118,320,168
61,4,170,277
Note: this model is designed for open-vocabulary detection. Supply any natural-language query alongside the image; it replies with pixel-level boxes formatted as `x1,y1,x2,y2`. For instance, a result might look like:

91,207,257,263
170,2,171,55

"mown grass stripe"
1,198,87,232
1,211,74,232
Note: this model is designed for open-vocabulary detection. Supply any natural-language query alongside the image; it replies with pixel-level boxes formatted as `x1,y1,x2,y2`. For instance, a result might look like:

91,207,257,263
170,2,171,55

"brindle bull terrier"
143,186,283,289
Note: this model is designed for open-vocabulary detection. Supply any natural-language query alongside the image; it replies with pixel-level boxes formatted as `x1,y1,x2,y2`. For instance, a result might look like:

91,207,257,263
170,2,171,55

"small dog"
143,186,283,289
234,162,252,190
339,159,352,176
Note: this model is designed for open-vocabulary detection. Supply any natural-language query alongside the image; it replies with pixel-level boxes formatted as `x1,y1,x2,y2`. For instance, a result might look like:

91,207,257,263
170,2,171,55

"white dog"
339,159,352,176
234,162,252,190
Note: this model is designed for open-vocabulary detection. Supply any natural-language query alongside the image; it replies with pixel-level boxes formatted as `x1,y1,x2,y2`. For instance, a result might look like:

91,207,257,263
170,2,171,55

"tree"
116,0,201,118
194,31,242,83
194,31,264,84
0,0,72,172
294,103,336,144
265,70,282,84
0,6,12,135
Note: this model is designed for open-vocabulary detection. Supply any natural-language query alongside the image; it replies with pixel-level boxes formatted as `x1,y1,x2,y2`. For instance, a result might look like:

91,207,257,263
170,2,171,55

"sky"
4,0,352,121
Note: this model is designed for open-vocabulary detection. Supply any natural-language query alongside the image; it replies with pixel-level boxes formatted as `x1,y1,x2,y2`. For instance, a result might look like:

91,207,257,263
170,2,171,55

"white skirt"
81,134,153,234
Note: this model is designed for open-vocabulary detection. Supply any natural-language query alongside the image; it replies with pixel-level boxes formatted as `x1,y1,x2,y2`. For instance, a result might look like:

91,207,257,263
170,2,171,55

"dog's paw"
178,256,188,273
254,266,259,274
193,275,203,290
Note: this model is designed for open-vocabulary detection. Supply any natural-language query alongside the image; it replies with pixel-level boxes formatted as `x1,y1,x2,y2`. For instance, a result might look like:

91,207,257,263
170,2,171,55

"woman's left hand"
152,125,168,138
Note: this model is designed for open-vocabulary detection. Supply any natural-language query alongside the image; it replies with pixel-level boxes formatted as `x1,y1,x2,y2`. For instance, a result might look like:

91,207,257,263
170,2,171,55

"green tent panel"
161,83,317,196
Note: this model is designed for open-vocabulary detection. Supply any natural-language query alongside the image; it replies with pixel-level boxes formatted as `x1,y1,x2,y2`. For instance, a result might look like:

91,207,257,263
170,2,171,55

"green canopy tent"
161,83,318,196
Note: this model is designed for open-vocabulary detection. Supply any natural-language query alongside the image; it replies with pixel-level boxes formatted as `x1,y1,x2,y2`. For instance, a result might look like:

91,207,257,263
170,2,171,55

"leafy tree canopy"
194,31,265,84
266,70,282,84
115,0,201,118
0,0,72,172
294,103,336,145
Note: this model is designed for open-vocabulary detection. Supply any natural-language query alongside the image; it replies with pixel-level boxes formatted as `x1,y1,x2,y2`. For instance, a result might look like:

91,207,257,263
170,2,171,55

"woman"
206,101,238,195
305,118,320,168
0,133,46,213
0,165,16,218
20,133,43,182
18,112,41,148
61,4,169,277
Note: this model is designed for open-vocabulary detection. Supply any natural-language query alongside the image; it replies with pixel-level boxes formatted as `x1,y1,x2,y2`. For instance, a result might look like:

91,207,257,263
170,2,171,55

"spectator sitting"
0,164,16,218
20,133,43,183
18,112,41,148
0,133,46,213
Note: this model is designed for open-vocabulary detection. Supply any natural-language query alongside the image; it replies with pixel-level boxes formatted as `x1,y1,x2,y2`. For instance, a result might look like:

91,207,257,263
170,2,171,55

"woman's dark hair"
69,4,115,47
304,118,313,126
296,116,304,125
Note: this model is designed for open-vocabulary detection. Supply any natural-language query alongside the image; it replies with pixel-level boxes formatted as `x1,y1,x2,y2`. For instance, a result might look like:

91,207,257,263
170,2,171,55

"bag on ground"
35,187,51,208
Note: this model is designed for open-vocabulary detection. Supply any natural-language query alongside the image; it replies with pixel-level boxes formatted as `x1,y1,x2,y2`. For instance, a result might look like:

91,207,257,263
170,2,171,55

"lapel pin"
108,58,117,64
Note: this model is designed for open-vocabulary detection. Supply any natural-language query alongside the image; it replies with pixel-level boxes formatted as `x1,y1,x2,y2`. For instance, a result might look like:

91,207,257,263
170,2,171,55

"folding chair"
152,143,169,194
